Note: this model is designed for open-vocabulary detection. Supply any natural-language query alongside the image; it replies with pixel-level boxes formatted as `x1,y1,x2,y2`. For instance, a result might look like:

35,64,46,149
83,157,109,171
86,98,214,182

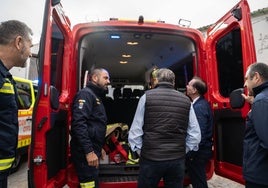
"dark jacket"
70,82,107,158
193,96,213,150
141,82,191,161
243,82,268,185
0,60,18,171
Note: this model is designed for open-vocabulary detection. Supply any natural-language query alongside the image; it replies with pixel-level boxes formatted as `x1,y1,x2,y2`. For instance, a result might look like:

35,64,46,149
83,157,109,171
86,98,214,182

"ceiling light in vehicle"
110,34,121,39
144,34,152,39
122,54,132,58
120,61,128,64
133,33,141,39
127,42,138,45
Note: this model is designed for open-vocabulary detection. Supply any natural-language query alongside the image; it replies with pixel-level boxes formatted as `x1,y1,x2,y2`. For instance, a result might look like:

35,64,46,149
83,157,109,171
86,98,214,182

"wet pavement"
8,159,244,188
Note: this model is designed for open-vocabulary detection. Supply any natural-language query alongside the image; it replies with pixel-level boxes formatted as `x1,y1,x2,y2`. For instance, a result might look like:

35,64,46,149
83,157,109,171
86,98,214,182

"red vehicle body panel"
206,0,256,184
28,0,255,187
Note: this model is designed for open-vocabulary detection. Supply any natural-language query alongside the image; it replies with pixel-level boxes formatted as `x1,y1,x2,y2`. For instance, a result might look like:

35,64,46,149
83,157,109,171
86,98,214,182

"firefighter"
0,20,33,187
70,68,110,188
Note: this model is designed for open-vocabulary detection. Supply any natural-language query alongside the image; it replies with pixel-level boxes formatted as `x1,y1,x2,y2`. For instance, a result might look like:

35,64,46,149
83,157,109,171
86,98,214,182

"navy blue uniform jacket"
193,96,213,150
0,60,18,167
70,82,107,158
243,82,268,185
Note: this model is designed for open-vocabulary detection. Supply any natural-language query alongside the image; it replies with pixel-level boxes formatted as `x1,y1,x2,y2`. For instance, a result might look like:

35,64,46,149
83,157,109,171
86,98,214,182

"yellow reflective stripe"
0,82,15,94
18,110,33,116
17,138,31,148
127,150,139,164
80,181,95,188
0,157,15,171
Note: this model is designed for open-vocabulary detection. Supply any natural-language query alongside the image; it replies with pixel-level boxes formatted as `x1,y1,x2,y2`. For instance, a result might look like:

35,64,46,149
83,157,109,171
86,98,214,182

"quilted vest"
141,82,191,161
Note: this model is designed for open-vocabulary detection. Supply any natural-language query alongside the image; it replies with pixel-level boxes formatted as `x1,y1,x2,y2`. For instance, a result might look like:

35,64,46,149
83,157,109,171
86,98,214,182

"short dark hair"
248,62,268,81
156,68,175,85
89,68,108,80
192,76,207,96
0,20,33,45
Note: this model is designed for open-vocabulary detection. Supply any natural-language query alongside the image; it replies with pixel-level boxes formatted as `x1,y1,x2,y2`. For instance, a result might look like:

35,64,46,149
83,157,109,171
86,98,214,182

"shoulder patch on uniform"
78,99,86,109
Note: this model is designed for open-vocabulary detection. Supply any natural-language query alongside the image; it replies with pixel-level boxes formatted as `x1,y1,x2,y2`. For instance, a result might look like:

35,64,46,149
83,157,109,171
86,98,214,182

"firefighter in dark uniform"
0,20,33,187
70,68,110,188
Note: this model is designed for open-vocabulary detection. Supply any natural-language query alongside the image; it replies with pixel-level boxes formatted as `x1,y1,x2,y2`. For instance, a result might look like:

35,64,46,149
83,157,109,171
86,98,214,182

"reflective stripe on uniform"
0,157,15,171
126,149,139,165
0,82,15,94
80,181,95,188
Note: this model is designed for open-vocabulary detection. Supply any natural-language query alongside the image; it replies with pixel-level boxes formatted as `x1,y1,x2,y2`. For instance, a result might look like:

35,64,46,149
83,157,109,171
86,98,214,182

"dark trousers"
71,148,99,188
185,149,212,188
0,171,9,188
246,181,268,188
138,157,185,188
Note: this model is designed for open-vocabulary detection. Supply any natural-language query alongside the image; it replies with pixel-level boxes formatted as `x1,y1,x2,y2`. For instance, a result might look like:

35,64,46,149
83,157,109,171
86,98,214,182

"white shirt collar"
192,96,200,104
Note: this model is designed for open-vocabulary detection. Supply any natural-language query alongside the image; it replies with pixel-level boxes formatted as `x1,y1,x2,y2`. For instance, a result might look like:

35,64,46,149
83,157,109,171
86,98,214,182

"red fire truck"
28,0,255,187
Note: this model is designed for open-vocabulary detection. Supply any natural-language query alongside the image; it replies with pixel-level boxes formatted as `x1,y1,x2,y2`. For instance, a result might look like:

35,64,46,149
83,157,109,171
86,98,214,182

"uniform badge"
96,98,101,105
78,99,86,109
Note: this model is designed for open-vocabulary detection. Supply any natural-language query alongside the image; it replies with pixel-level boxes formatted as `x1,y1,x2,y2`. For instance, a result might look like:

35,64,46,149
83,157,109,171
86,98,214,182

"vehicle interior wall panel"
214,110,245,166
46,110,68,179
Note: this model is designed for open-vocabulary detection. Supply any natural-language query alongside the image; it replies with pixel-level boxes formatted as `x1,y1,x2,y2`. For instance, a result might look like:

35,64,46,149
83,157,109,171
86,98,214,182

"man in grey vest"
128,68,201,188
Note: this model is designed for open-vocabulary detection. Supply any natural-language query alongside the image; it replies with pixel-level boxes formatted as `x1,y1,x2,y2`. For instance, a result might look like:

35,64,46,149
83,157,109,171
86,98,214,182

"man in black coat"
70,68,110,188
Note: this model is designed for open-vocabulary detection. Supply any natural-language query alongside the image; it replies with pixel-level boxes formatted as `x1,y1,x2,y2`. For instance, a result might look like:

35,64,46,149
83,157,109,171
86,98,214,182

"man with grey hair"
129,68,201,188
0,20,33,69
242,62,268,188
0,20,33,187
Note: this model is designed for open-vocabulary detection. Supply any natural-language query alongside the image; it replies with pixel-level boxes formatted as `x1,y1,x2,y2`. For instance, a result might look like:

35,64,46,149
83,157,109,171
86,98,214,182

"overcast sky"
1,0,268,44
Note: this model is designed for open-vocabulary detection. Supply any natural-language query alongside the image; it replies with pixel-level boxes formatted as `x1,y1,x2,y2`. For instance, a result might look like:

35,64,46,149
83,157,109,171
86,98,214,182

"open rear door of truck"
28,0,74,187
205,0,256,184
